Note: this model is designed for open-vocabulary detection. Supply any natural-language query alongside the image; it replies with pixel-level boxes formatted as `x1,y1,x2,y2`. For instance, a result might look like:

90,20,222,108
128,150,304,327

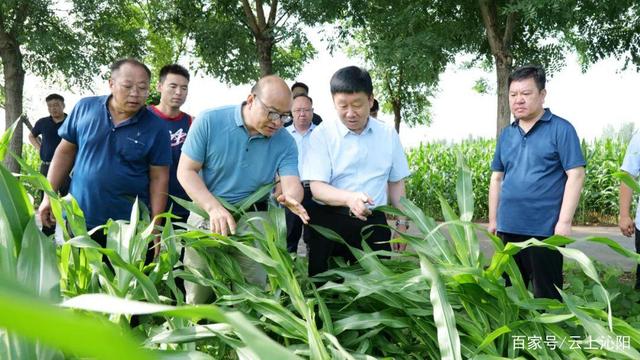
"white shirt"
301,117,410,207
286,123,316,174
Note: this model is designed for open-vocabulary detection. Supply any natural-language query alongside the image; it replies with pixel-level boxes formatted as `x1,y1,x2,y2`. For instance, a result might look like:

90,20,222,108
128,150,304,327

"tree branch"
502,11,517,50
241,0,260,34
267,0,278,27
256,0,266,28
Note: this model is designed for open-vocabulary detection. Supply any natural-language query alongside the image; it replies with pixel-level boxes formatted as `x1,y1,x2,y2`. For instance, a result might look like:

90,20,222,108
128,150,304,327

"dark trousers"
285,186,315,252
635,227,640,289
307,205,391,277
499,232,563,300
40,162,70,236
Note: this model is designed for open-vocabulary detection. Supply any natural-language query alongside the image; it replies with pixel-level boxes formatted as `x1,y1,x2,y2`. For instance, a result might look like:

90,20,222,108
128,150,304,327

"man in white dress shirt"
285,93,317,252
302,66,411,276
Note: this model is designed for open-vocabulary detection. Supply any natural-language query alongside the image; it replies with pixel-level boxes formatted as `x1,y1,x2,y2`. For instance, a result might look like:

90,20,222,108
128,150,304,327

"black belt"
316,204,365,217
302,181,311,188
41,161,51,165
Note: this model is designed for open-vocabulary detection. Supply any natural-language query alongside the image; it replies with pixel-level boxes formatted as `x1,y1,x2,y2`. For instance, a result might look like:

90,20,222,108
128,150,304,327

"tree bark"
478,0,515,136
256,35,274,76
0,37,25,173
392,100,401,134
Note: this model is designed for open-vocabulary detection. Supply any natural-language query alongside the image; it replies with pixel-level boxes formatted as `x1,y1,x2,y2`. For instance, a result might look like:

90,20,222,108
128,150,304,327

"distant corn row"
405,137,629,225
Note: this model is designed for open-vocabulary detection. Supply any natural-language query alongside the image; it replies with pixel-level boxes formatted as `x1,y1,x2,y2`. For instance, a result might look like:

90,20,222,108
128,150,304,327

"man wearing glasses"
177,75,309,303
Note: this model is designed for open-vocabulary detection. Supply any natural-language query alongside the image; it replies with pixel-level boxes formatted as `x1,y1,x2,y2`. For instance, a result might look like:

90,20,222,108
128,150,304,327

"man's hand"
554,220,572,237
207,205,236,236
346,192,374,221
38,195,56,228
277,193,310,224
619,215,635,237
487,220,497,235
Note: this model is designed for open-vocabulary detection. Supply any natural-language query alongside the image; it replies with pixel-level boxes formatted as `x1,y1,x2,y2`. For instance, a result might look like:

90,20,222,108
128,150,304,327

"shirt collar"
511,108,552,127
105,95,147,126
289,122,316,134
337,117,374,137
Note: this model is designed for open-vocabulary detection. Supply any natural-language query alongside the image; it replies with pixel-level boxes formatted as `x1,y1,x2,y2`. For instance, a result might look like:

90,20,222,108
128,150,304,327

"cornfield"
2,123,640,359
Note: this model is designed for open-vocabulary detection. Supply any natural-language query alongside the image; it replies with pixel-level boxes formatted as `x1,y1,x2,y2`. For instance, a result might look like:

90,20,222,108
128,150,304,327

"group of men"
30,59,640,304
34,58,410,304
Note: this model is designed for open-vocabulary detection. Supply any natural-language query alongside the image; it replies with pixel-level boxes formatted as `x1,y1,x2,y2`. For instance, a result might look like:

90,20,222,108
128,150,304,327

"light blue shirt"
286,123,316,174
301,117,410,207
182,104,298,204
621,132,640,225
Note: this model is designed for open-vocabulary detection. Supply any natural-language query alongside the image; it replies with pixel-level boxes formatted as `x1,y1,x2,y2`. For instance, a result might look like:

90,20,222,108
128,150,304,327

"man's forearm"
149,168,169,220
178,169,224,212
557,167,585,224
388,180,406,208
47,145,76,191
280,176,303,203
619,182,634,218
310,181,355,207
488,173,503,224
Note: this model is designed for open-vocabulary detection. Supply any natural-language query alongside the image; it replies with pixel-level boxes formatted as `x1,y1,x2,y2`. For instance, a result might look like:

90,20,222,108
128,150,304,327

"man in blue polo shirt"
488,65,586,300
39,59,171,251
177,75,308,303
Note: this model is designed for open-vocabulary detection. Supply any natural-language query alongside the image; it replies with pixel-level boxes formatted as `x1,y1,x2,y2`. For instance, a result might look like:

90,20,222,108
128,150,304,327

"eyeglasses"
253,95,293,123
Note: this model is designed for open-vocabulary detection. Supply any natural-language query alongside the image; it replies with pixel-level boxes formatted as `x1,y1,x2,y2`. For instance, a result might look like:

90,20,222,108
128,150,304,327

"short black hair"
110,58,151,81
370,99,379,113
291,82,309,93
293,93,313,104
159,64,190,82
508,65,546,91
45,93,64,103
330,66,373,96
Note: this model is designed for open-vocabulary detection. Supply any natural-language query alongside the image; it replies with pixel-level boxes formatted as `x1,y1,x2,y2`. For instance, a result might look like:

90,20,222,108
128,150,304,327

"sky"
7,31,640,149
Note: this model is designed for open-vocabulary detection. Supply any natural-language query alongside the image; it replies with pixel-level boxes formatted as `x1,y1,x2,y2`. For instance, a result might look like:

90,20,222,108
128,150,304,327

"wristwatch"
395,219,410,230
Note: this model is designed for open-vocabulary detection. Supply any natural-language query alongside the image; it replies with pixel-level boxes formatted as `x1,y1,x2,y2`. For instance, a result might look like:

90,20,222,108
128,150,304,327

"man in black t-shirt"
29,93,70,235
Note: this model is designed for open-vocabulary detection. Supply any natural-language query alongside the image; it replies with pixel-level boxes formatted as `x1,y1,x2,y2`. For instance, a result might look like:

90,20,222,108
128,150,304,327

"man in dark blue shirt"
148,64,192,221
29,93,70,235
488,65,586,300
39,59,171,254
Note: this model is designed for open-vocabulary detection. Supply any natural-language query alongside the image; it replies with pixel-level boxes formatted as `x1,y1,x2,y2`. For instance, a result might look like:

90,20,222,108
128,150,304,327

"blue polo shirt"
491,108,586,237
182,104,298,204
59,95,171,228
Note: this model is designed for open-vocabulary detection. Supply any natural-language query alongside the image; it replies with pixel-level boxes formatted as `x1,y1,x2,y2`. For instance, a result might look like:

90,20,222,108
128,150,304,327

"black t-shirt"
31,115,66,162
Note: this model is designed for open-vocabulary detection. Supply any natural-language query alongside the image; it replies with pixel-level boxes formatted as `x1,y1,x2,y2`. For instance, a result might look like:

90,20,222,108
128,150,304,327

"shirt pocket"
118,136,147,163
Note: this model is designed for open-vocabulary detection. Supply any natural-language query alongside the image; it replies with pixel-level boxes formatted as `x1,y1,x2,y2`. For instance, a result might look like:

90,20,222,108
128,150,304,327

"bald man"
177,75,308,303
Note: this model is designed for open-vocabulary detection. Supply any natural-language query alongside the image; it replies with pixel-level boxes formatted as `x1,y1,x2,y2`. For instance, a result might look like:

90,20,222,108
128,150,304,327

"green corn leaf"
613,171,640,192
0,277,155,360
17,217,60,302
418,254,462,360
0,163,32,278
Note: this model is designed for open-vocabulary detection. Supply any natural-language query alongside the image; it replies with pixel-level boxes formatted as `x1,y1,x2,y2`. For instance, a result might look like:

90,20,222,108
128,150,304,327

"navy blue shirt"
491,108,586,237
59,95,171,228
148,105,191,220
32,115,66,162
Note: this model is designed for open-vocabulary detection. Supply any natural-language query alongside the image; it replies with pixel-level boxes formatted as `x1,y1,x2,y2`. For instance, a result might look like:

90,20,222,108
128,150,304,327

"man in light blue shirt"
177,75,309,303
618,132,640,289
302,66,411,276
285,93,316,252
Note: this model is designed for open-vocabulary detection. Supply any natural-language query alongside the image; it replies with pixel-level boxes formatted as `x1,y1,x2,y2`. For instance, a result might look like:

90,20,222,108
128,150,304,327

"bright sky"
7,32,640,149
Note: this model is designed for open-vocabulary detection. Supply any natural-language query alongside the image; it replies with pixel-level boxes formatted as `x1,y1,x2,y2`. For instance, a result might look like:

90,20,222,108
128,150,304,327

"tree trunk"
478,0,516,137
0,43,25,173
392,99,401,134
256,35,274,76
495,57,512,134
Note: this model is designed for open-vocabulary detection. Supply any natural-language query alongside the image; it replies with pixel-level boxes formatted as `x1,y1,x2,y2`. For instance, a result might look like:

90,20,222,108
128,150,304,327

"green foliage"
2,125,640,359
166,0,320,84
